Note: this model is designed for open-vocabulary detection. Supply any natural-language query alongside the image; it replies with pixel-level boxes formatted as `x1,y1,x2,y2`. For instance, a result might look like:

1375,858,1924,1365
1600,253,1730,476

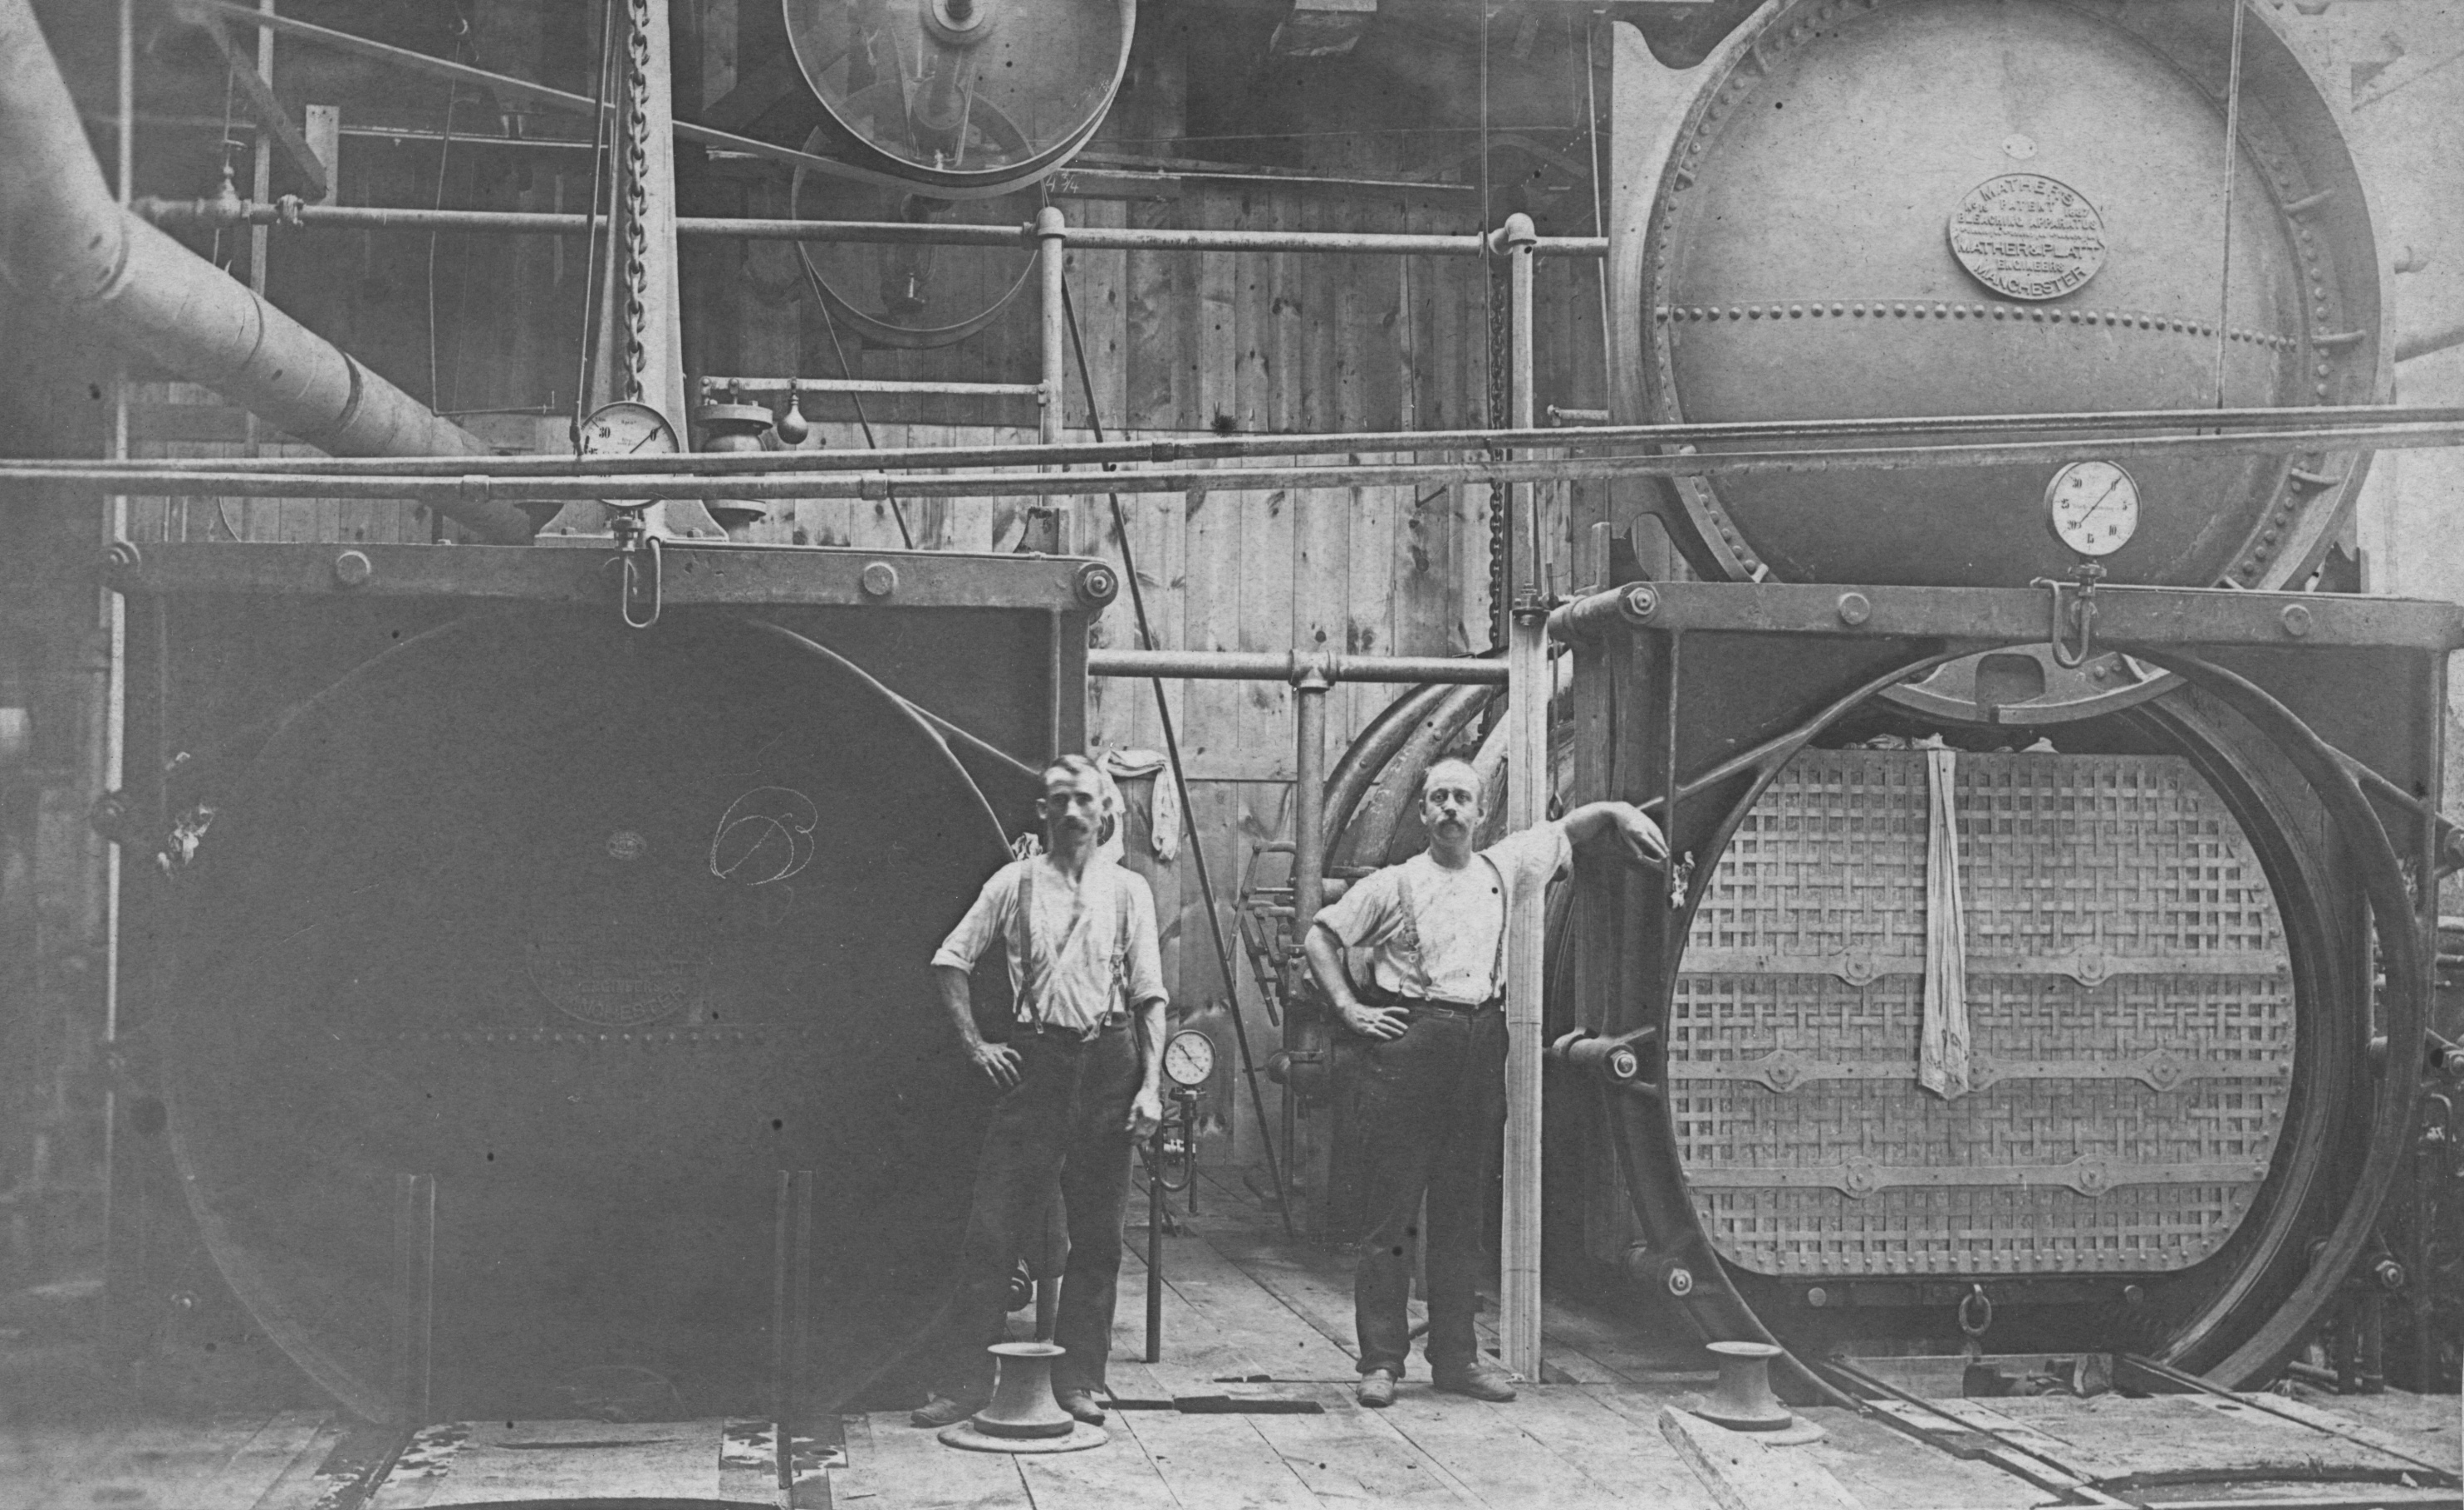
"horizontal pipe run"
175,0,999,200
136,199,1607,256
23,405,2459,480
1087,650,1508,684
15,422,2464,503
702,376,1046,398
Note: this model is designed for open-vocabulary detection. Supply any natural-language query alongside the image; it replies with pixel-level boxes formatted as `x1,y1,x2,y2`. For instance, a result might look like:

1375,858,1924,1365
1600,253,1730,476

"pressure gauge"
1163,1028,1215,1089
2044,460,2139,557
576,400,681,510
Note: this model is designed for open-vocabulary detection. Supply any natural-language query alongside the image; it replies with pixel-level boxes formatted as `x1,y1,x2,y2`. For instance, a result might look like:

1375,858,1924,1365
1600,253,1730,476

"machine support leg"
1495,212,1545,1384
772,1171,815,1499
392,1173,434,1428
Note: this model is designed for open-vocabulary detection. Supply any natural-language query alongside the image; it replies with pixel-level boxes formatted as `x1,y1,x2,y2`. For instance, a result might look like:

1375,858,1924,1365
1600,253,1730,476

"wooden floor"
0,1172,2457,1509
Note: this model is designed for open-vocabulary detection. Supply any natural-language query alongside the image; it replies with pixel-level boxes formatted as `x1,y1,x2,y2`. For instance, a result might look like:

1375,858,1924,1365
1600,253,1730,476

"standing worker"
913,754,1168,1429
1303,757,1665,1408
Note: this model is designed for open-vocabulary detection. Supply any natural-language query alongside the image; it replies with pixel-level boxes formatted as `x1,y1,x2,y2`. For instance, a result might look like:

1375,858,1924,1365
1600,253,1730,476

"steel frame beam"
102,541,1117,615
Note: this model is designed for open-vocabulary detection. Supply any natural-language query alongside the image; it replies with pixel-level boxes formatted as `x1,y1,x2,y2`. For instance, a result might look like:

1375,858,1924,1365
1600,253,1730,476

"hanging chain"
1485,257,1514,649
618,0,655,403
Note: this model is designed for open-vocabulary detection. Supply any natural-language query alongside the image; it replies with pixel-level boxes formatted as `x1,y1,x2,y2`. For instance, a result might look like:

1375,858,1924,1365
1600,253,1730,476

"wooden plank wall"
118,173,1609,1174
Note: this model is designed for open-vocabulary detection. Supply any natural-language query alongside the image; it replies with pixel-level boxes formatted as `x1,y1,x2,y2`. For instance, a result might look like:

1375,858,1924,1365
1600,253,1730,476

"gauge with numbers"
576,400,680,510
1163,1028,1216,1089
2044,460,2139,558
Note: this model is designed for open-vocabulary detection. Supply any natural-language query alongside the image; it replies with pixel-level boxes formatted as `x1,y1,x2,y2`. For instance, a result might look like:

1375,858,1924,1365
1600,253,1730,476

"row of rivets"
351,1027,794,1046
1654,302,2295,347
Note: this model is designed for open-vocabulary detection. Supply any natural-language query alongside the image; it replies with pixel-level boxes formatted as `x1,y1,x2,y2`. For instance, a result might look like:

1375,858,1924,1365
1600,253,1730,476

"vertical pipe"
245,0,274,477
1291,667,1330,1238
1038,206,1068,449
1293,668,1330,938
1497,212,1546,1383
1145,1140,1164,1364
97,0,134,1375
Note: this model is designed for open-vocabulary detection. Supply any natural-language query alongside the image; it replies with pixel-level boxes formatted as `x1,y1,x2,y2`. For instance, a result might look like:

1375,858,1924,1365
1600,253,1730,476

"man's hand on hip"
1340,1002,1411,1041
969,1039,1024,1088
1126,1086,1165,1140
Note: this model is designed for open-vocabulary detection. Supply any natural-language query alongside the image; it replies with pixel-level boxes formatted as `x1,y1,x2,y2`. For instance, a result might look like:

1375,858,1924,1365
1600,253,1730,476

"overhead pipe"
0,0,536,545
23,404,2462,481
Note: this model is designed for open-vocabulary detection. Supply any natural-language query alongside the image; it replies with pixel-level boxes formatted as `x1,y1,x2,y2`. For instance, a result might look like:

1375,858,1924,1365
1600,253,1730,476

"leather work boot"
1055,1388,1107,1425
909,1390,988,1429
1357,1368,1398,1409
1431,1360,1518,1402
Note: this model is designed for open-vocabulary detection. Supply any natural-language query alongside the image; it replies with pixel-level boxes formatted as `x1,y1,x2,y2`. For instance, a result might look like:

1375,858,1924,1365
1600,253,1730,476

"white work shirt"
1313,823,1571,1005
933,855,1167,1035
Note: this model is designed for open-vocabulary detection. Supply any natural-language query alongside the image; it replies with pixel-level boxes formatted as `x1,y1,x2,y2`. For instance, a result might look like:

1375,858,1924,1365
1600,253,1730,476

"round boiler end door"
2045,460,2140,558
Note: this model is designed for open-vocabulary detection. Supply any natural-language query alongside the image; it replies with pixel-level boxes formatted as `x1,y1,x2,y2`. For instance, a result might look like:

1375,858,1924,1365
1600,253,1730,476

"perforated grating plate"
1671,751,2293,1276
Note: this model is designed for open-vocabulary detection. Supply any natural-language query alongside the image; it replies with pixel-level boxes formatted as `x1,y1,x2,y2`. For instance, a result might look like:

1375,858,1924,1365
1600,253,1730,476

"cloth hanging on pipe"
1100,748,1180,862
1918,746,1974,1101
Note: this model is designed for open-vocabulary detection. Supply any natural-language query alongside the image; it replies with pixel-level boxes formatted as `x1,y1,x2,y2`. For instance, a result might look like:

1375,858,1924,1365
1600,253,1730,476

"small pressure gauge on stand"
1164,1028,1216,1091
1141,1028,1217,1364
2041,459,2139,666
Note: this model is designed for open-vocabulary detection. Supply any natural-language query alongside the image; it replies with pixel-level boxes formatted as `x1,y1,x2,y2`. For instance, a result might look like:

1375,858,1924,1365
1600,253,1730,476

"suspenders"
1006,860,1134,1029
1391,855,1511,1005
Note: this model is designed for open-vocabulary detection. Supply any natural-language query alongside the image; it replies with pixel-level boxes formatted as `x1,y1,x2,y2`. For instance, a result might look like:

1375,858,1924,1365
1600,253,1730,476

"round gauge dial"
576,400,681,510
2044,460,2139,558
1163,1028,1215,1089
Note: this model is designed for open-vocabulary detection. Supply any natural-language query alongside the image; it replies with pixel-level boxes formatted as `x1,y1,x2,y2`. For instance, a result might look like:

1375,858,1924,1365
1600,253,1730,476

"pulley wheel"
783,0,1134,195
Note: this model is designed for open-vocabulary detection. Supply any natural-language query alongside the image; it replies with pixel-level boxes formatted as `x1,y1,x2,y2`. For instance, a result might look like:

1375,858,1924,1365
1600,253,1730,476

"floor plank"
843,1409,1027,1510
1107,1360,1323,1510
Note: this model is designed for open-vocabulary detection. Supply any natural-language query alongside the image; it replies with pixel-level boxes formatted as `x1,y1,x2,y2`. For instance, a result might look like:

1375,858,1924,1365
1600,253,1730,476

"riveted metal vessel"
1637,0,2385,589
121,548,1107,1423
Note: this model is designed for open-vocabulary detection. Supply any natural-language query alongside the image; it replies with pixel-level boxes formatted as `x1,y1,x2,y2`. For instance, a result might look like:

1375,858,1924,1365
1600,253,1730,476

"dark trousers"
941,1025,1140,1396
1350,1006,1508,1378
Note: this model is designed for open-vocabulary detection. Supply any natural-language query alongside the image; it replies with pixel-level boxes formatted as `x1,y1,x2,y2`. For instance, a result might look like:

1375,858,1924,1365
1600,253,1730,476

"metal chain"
1485,257,1513,648
618,0,655,403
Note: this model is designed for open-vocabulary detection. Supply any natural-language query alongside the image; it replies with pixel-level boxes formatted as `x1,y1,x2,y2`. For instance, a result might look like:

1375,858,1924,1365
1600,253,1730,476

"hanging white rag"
1099,748,1180,862
1918,746,1973,1101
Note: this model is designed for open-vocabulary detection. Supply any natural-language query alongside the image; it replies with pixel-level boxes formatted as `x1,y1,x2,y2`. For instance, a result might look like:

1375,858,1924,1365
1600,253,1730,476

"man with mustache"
1303,757,1665,1409
915,754,1168,1429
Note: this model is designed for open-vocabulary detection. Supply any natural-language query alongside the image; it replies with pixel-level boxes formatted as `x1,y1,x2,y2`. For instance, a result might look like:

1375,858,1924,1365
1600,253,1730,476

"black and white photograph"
0,0,2460,1503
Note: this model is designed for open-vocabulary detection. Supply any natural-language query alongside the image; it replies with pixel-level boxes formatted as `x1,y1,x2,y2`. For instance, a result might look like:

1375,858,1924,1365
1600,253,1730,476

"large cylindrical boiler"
155,608,1018,1421
1634,0,2384,589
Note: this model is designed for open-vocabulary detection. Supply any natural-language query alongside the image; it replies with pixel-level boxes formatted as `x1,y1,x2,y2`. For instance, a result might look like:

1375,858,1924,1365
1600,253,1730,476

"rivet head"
1836,591,1872,626
859,561,900,599
333,549,374,587
2280,604,2314,638
1807,1286,1829,1307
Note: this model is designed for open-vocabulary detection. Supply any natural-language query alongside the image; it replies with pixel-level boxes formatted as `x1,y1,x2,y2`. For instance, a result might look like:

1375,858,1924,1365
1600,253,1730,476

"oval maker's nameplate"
1947,173,2108,302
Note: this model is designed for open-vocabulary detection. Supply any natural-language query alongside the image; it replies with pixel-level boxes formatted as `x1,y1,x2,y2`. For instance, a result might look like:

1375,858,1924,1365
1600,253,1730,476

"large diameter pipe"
0,0,534,545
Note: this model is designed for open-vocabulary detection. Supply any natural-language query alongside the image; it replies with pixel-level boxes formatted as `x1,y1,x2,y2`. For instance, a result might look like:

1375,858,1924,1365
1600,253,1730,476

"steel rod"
27,421,2464,503
1088,650,1507,684
37,405,2459,478
136,196,1604,255
702,376,1045,398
